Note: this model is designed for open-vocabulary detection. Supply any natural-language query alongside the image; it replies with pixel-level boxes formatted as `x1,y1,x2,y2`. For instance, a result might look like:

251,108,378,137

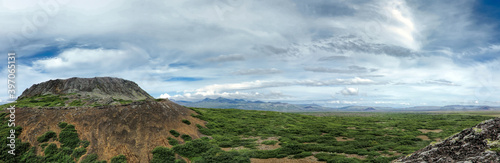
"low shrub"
71,147,87,159
182,119,191,125
169,130,180,137
181,134,192,141
58,122,68,128
261,140,278,145
151,146,175,163
292,152,312,159
173,139,214,158
168,137,179,146
111,154,127,163
37,131,57,143
81,153,106,163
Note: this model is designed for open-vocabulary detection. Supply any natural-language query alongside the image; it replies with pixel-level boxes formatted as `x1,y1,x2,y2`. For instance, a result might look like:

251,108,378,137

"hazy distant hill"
174,97,333,112
176,98,500,112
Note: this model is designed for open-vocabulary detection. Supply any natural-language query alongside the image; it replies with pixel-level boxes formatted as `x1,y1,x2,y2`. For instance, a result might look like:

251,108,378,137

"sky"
1,0,500,107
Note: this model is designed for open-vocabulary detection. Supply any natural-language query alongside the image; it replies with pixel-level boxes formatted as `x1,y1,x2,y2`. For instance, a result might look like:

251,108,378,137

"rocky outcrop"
395,118,500,163
18,77,153,101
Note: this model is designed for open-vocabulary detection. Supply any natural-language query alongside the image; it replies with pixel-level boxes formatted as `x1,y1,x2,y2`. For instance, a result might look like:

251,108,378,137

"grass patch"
69,100,84,106
113,98,133,105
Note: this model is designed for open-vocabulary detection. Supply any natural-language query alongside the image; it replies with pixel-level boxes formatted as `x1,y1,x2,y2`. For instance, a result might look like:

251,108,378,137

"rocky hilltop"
12,77,205,162
395,118,500,162
19,77,153,101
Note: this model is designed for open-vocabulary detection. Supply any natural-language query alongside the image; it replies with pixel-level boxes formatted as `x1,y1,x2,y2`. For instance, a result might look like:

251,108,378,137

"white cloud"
304,66,376,74
297,77,377,86
340,87,359,96
32,46,149,74
232,68,282,75
169,91,289,101
166,77,378,101
206,54,245,62
159,93,170,99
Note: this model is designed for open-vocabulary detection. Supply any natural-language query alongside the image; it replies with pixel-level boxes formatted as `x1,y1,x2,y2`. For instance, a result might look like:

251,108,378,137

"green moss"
10,94,67,107
490,147,500,153
69,100,84,106
113,98,133,105
473,127,483,133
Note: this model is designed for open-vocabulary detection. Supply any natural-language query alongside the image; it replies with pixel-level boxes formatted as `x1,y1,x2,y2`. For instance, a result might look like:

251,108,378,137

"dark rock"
395,118,500,162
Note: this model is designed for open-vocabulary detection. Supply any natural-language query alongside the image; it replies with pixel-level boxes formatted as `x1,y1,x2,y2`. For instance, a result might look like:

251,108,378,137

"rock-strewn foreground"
19,77,153,101
14,77,204,162
395,118,500,163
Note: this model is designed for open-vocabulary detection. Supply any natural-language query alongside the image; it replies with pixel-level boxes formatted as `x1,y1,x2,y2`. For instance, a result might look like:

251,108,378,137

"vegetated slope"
191,108,492,162
395,117,500,162
175,97,332,112
2,77,205,162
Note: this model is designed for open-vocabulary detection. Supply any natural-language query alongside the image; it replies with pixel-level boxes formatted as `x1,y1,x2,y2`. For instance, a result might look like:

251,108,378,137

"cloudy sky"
1,0,500,107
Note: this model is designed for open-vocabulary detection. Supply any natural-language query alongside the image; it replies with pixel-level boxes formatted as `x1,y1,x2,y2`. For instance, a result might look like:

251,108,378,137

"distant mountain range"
174,97,500,112
173,97,332,112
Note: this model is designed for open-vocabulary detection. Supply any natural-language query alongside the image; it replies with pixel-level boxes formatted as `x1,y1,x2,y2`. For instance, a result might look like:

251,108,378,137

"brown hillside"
16,100,204,163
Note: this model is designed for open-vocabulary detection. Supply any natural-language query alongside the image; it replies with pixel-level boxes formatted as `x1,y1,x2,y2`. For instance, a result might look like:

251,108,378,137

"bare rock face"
395,118,500,163
18,77,153,101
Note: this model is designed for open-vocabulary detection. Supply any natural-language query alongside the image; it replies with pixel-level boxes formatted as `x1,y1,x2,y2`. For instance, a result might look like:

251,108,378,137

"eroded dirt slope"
16,100,204,163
